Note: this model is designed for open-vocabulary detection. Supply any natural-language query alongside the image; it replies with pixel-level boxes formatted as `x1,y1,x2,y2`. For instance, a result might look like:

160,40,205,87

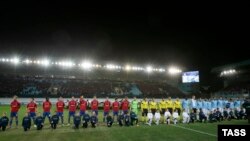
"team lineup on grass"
0,95,248,132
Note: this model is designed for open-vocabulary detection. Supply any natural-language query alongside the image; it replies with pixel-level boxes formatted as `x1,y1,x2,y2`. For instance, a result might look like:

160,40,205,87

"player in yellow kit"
173,98,182,115
140,98,149,123
158,98,167,123
159,98,167,115
149,98,157,115
166,97,174,114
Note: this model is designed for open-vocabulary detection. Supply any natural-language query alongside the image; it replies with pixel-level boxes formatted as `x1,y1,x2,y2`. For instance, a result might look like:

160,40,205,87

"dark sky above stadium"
0,6,249,83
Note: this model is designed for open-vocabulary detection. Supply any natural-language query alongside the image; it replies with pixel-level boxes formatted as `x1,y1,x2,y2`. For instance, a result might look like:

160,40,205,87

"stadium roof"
211,59,250,73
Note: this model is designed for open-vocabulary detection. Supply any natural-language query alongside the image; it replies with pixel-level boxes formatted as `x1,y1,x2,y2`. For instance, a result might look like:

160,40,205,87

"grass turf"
0,105,248,141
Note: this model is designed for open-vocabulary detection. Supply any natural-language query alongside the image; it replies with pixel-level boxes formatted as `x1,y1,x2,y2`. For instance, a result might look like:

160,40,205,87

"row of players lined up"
0,95,247,130
1,105,248,132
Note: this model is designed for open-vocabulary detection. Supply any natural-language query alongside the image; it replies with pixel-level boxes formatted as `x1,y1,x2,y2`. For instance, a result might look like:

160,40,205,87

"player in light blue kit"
182,98,189,113
207,100,212,113
234,97,241,112
211,98,218,111
217,97,224,113
190,95,197,113
197,98,203,111
223,98,229,109
202,99,208,117
229,98,235,110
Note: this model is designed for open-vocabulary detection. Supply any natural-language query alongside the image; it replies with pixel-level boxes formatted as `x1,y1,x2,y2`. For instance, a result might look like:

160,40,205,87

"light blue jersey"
197,101,203,109
234,100,241,108
223,100,228,108
207,101,212,110
229,102,234,109
211,100,217,109
182,100,189,110
202,101,207,109
190,99,197,109
217,100,223,108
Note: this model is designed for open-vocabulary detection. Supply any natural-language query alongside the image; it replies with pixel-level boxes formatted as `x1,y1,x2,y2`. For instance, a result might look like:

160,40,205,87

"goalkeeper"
130,97,139,115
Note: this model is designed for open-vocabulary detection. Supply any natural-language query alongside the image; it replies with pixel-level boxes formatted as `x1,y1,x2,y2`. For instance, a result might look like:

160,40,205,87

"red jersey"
56,101,65,112
10,100,21,112
112,101,120,112
79,99,87,111
91,99,99,110
27,102,37,113
68,100,77,112
103,100,111,112
43,101,52,112
121,100,129,111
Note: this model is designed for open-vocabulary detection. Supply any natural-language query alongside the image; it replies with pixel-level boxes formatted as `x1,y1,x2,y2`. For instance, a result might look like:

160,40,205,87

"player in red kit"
112,98,120,123
91,96,99,116
67,96,77,125
56,96,65,125
79,96,88,118
9,95,21,128
103,97,111,122
121,97,130,115
27,98,37,127
43,97,52,123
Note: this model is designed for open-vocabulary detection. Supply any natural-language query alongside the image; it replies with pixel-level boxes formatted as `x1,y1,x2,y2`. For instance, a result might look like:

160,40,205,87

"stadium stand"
0,74,185,98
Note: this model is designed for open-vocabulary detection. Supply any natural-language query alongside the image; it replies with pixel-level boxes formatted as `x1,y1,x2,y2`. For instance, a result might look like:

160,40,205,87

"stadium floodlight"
1,58,6,62
220,69,236,76
139,67,144,71
168,67,182,74
10,57,20,64
94,64,101,68
106,64,116,70
80,61,92,70
125,65,131,71
40,59,50,66
24,59,32,64
146,66,153,73
159,68,166,72
58,61,74,68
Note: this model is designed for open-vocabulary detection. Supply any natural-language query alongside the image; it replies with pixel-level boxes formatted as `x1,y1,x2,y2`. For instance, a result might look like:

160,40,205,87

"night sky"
0,7,249,84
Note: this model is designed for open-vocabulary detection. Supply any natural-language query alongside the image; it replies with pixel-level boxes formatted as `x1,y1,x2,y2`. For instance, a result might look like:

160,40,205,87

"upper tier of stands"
0,75,184,98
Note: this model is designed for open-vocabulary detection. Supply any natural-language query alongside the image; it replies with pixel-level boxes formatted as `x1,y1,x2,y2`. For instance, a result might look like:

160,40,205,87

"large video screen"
182,71,199,83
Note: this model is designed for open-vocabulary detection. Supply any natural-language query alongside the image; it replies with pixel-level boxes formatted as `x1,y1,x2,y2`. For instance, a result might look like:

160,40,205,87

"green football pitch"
0,105,248,141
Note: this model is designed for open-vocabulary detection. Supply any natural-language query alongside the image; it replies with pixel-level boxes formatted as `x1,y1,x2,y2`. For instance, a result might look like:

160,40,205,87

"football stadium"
0,7,249,141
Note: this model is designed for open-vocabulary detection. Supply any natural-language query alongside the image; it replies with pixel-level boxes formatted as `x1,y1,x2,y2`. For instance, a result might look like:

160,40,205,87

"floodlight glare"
106,64,116,70
125,65,131,71
146,66,153,73
58,61,74,67
81,61,92,70
41,59,50,66
11,57,20,64
24,59,32,64
159,68,165,72
168,67,182,74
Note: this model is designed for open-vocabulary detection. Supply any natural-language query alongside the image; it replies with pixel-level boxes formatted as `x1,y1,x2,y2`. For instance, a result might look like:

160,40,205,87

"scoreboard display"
182,71,199,83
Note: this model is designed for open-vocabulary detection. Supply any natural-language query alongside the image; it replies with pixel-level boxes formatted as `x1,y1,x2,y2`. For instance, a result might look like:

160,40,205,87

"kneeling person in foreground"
106,113,113,127
0,112,9,131
35,113,44,130
82,111,90,128
90,112,98,128
74,112,81,129
51,111,59,129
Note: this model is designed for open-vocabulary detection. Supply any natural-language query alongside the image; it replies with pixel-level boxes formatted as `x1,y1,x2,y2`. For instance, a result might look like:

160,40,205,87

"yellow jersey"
141,101,149,110
173,100,181,109
149,101,157,109
166,100,173,108
159,100,167,110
